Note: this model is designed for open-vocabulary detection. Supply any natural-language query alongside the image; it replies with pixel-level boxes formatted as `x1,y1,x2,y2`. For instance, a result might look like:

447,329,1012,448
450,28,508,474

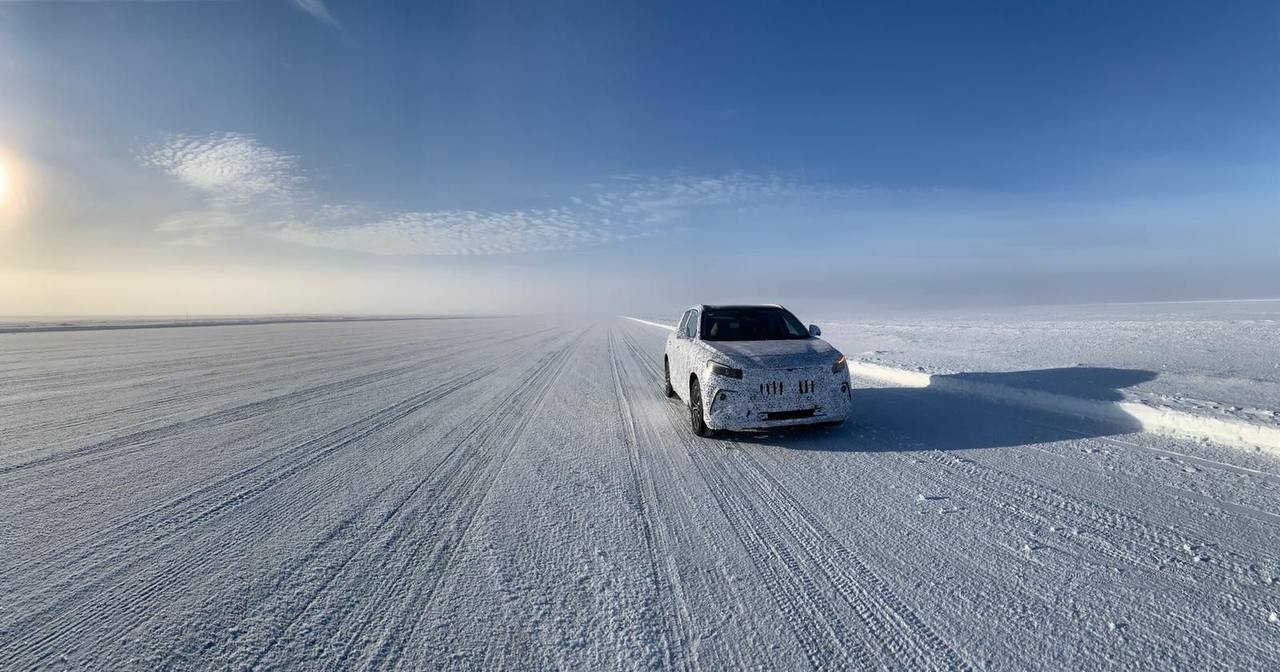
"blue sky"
1,0,1277,314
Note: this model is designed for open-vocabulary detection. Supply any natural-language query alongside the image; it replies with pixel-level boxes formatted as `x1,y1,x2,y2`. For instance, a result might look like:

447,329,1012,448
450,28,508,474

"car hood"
699,338,838,369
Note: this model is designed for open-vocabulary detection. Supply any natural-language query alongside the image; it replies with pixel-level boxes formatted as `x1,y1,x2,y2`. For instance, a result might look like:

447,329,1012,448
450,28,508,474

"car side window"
685,310,699,339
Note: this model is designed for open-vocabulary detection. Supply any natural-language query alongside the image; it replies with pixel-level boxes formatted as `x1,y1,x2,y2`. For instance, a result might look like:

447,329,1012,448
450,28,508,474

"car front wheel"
663,357,676,398
689,379,713,437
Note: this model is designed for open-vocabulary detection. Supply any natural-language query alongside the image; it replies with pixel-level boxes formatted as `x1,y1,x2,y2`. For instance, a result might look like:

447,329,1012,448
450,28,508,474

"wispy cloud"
275,208,633,256
291,0,343,31
586,173,803,224
275,173,798,255
140,133,814,255
141,133,301,207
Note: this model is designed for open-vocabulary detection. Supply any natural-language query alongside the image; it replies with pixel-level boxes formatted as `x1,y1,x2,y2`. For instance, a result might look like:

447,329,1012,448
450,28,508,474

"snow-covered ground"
2,315,1278,669
817,301,1280,447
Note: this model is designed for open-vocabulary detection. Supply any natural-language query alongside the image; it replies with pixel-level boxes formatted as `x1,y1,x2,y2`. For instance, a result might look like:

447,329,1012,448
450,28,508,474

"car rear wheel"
689,379,713,437
663,357,676,398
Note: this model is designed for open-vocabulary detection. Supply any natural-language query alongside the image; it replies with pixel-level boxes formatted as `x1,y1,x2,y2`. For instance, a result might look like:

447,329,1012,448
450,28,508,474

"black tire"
689,379,713,437
663,358,676,398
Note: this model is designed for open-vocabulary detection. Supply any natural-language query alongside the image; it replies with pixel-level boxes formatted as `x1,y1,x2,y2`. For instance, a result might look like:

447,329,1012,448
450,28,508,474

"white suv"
664,304,852,437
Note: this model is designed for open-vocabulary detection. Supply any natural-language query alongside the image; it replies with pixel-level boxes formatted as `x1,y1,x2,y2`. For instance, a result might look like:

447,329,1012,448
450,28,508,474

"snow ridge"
848,363,1280,455
622,317,675,331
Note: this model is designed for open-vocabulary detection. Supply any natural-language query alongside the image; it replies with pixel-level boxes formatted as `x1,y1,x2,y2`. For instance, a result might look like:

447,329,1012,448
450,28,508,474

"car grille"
760,380,816,395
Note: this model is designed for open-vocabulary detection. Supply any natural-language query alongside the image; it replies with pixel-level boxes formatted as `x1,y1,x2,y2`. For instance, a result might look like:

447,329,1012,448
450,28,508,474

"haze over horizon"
2,1,1277,317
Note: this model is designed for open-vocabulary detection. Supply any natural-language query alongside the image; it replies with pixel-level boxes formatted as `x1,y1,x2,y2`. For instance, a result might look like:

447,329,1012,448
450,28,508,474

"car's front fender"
663,336,688,403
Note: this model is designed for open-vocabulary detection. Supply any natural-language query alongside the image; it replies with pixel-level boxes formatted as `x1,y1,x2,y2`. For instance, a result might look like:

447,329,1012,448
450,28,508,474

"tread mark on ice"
0,327,555,479
341,327,591,671
607,330,700,672
0,330,570,669
620,322,970,671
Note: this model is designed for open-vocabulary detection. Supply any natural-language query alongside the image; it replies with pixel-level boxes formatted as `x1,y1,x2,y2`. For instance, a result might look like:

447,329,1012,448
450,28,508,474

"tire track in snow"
5,362,486,607
616,326,921,670
152,327,578,669
1006,422,1280,525
727,449,973,671
613,325,782,670
926,449,1280,618
743,439,1122,666
886,444,1278,662
0,363,407,476
0,329,569,669
606,329,698,672
357,326,592,671
881,385,1280,590
209,326,588,671
6,332,455,444
843,385,1280,661
616,321,969,671
4,326,558,587
0,367,491,668
0,327,551,478
670,420,876,669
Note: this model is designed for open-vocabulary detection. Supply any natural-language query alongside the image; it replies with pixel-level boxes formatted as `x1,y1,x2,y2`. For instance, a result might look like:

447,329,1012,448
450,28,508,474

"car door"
668,310,689,399
676,309,699,398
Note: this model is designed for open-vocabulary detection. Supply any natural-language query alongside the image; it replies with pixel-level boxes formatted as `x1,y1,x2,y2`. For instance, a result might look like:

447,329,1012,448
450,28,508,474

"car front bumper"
702,366,852,431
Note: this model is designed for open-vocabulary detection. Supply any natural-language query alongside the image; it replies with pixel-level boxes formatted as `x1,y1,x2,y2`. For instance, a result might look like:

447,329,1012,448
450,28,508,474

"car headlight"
831,354,846,374
705,361,743,379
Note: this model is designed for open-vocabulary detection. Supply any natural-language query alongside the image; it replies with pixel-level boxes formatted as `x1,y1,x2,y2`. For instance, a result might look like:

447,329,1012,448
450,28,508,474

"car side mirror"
808,324,821,337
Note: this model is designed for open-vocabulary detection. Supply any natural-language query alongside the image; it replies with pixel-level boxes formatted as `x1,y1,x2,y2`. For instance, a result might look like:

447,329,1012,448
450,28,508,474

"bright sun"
0,161,9,207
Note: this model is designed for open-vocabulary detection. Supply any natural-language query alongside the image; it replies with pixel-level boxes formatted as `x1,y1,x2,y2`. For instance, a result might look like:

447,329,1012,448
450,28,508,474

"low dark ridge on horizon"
0,314,507,335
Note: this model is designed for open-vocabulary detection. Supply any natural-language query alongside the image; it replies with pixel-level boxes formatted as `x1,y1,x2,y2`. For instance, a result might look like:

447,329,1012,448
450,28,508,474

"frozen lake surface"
2,315,1278,669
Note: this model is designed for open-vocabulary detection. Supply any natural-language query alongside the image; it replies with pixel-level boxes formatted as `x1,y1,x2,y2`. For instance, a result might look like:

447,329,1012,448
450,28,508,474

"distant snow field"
2,311,1278,669
819,301,1280,452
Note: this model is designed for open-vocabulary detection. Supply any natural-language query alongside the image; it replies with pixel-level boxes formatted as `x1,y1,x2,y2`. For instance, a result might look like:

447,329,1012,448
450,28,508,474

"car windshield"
700,307,810,341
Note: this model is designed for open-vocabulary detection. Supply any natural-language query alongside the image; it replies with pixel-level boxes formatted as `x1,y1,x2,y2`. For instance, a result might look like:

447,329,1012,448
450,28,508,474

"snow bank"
849,362,1280,455
621,316,675,331
847,362,931,388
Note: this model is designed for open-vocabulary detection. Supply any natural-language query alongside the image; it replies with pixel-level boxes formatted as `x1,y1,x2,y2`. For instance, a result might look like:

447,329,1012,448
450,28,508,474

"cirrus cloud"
139,132,823,255
291,0,343,30
275,208,630,256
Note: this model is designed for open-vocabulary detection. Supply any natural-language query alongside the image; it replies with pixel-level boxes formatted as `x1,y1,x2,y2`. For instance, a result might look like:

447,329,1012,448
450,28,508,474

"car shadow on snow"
723,367,1158,453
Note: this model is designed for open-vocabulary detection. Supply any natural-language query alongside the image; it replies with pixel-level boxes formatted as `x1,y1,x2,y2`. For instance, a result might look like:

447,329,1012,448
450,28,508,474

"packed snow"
1,314,1278,670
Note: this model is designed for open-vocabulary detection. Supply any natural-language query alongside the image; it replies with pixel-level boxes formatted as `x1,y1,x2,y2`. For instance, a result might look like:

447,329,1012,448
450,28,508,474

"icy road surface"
2,317,1278,670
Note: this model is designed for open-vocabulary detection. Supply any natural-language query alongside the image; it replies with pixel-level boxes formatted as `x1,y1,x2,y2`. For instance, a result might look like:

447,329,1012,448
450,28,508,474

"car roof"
691,304,785,311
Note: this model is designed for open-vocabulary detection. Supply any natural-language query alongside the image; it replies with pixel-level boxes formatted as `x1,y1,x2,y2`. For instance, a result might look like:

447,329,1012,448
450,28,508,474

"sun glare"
0,154,36,223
